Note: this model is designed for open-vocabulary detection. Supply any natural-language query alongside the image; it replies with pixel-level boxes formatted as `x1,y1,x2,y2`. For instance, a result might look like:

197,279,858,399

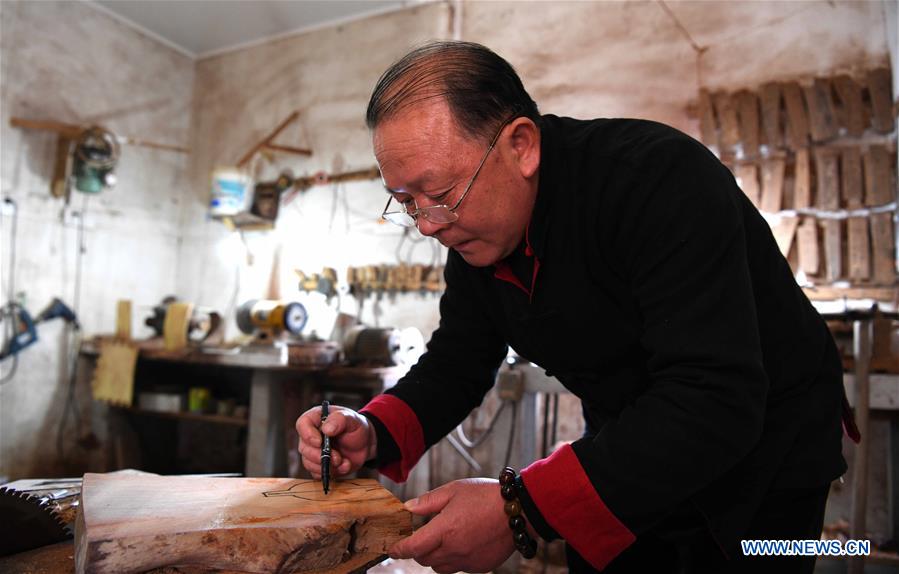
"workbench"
79,340,405,477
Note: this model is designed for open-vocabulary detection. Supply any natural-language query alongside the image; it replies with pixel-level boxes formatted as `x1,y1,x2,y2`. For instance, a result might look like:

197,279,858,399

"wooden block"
698,89,718,149
713,92,740,151
822,219,842,282
867,67,895,133
870,212,896,284
797,218,819,276
91,341,138,406
803,79,839,142
735,164,760,207
841,148,864,208
163,302,193,351
794,148,812,209
759,82,783,150
772,216,800,258
115,300,132,341
51,136,73,199
75,473,412,574
782,81,810,149
760,158,786,213
735,90,760,158
814,148,840,210
833,74,867,137
864,145,893,206
847,217,870,281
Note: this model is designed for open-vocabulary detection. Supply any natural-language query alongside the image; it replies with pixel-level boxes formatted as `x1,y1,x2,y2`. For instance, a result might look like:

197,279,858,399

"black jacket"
361,115,848,569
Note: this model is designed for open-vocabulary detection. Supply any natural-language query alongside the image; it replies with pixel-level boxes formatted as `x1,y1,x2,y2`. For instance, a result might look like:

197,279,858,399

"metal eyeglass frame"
380,114,518,228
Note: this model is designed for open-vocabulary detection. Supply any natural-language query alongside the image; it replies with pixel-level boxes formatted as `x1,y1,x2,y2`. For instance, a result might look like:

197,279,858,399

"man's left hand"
389,478,515,574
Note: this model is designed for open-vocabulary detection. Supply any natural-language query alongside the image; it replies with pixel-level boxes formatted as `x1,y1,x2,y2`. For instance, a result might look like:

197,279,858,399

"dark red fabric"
522,444,636,570
494,262,529,296
359,394,425,482
841,393,861,443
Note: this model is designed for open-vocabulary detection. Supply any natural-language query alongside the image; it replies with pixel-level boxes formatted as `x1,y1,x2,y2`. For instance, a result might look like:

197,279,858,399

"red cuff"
360,394,425,483
521,444,635,570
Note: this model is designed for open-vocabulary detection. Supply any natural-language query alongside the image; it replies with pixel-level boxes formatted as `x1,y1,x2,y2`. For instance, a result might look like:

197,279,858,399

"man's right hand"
296,405,377,478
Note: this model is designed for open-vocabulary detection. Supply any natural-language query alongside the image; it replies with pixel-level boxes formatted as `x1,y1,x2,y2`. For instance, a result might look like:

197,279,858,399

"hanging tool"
0,298,80,362
71,126,120,194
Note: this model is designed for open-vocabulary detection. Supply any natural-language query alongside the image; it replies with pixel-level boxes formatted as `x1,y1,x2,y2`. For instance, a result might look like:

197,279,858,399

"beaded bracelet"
499,466,537,559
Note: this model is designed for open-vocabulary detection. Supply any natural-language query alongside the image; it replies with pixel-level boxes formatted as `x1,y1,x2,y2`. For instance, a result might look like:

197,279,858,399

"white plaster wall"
0,0,193,479
178,2,452,340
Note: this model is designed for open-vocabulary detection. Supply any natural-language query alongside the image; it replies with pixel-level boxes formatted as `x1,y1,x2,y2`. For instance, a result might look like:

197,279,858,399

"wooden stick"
236,110,301,167
833,74,867,137
264,143,312,156
736,90,760,159
713,92,740,152
11,116,189,153
760,158,785,213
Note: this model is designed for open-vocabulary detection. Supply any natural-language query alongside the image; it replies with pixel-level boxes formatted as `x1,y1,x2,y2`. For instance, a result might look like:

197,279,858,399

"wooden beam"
822,219,842,282
804,285,897,302
772,216,799,258
782,81,810,149
698,89,718,149
867,67,895,133
847,217,871,281
797,218,820,276
75,474,412,574
804,78,839,142
793,148,812,209
713,91,740,152
759,82,783,150
263,143,312,156
735,90,760,158
864,145,894,206
760,157,785,213
815,148,840,210
833,74,867,137
735,164,760,207
871,212,896,284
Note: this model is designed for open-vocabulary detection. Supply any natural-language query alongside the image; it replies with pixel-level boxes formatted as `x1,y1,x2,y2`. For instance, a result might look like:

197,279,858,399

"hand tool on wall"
0,297,80,362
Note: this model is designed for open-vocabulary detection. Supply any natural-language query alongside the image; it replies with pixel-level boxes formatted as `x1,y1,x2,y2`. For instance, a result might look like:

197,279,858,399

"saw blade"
0,486,71,557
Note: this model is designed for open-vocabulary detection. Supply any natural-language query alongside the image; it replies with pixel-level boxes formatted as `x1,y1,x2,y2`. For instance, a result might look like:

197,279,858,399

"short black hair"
366,41,540,142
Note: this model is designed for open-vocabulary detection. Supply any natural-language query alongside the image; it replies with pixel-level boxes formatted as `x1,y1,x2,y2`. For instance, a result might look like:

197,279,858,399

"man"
297,41,854,573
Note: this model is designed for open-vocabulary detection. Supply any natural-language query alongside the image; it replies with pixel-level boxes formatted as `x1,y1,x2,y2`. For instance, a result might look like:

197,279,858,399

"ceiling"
92,0,409,58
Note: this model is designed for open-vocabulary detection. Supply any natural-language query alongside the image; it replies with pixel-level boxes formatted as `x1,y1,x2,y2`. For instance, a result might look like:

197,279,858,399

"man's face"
373,99,533,267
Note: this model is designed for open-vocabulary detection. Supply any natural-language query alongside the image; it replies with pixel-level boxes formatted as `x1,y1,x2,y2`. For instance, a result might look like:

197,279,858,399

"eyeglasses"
381,115,517,228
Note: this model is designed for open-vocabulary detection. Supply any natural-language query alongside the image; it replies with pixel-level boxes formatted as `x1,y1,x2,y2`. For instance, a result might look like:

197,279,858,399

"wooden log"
867,67,895,133
782,82,810,149
864,145,893,206
794,148,812,209
75,473,412,574
713,92,740,152
822,219,842,282
759,82,783,150
804,79,839,142
847,217,871,281
842,148,864,208
735,90,760,158
735,164,760,207
814,148,840,210
698,89,718,149
760,158,785,213
870,212,897,284
833,74,867,137
797,218,820,276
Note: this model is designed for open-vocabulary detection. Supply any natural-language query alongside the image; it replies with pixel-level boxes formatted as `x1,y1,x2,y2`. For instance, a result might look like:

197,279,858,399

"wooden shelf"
113,406,248,427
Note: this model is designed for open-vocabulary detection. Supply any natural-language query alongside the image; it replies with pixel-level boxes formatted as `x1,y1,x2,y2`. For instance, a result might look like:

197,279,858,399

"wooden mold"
75,473,412,574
